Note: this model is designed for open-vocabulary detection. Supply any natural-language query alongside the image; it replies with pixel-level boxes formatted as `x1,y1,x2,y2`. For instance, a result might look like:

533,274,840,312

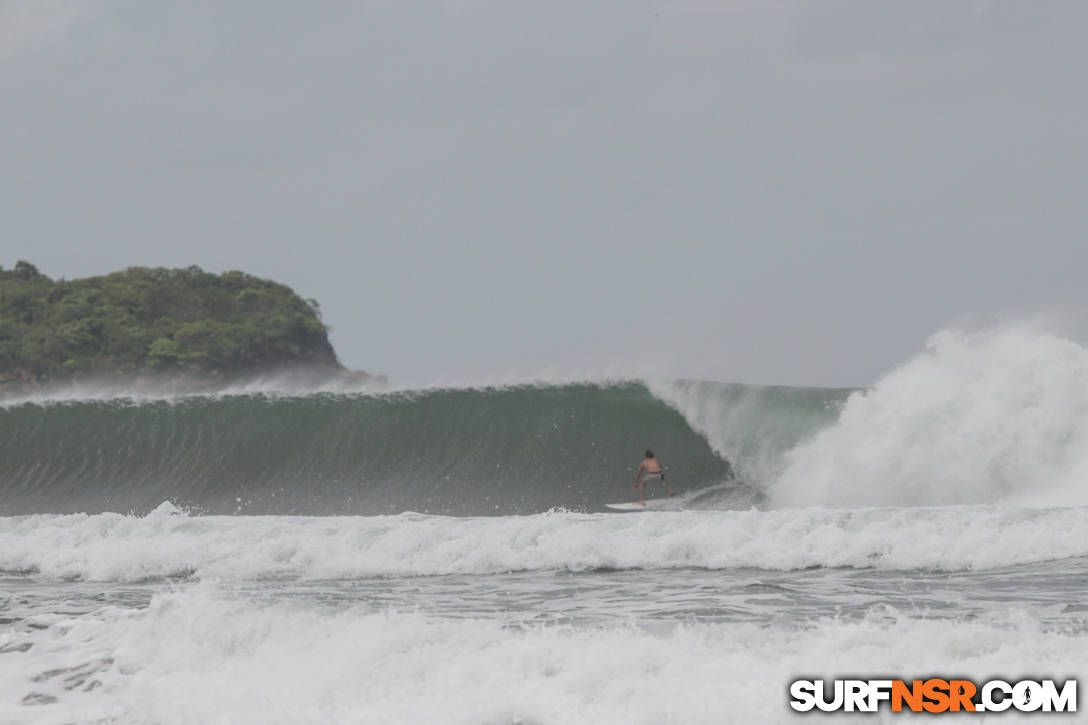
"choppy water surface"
2,546,1086,725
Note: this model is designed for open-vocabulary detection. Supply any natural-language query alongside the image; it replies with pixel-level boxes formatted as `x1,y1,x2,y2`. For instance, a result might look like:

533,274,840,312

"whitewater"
2,326,1087,723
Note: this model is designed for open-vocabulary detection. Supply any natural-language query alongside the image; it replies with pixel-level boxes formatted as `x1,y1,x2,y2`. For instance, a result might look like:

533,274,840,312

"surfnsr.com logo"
789,678,1077,713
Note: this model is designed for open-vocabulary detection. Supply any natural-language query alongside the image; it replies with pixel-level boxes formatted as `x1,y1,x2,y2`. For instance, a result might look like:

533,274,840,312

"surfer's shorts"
643,471,665,482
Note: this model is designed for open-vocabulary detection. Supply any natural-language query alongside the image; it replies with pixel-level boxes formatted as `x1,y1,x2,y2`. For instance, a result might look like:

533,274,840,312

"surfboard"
604,496,677,511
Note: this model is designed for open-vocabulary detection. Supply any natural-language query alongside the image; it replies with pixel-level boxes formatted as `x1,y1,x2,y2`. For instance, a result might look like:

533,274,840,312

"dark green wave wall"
0,383,740,515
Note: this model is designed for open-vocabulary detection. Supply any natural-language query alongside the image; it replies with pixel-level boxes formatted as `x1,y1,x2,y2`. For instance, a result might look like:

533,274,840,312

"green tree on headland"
0,262,343,386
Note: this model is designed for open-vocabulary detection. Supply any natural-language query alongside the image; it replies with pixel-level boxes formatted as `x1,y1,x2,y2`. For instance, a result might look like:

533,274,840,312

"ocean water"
2,326,1087,723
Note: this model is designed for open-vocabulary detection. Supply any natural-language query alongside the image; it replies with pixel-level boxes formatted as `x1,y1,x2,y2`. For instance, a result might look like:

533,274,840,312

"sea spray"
771,327,1088,507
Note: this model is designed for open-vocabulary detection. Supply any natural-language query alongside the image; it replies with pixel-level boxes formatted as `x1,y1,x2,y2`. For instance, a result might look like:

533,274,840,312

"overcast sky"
2,1,1085,386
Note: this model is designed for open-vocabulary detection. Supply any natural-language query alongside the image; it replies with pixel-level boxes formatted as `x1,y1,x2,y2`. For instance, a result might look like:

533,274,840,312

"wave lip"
3,506,1087,582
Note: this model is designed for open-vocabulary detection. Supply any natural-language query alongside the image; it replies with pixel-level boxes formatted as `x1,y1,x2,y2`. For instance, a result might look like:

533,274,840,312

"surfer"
634,449,674,505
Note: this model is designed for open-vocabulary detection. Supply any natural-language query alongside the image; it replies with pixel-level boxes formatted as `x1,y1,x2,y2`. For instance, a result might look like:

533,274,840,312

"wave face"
0,383,760,516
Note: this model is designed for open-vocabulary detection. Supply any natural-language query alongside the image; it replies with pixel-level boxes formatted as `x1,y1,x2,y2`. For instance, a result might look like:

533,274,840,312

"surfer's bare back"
634,449,675,505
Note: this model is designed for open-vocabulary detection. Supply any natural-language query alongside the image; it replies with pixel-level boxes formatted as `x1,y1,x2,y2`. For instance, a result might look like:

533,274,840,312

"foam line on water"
2,505,1087,581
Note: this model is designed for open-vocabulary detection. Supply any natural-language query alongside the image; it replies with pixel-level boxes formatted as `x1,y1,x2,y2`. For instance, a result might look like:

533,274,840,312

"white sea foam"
2,506,1086,581
770,326,1088,508
0,584,1081,725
